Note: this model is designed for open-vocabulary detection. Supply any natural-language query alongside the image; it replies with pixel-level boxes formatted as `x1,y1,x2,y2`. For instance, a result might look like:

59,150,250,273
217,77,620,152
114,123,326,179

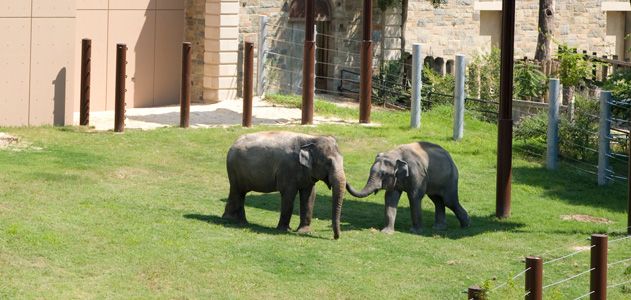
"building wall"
74,0,185,112
186,0,206,103
0,0,76,126
405,0,631,60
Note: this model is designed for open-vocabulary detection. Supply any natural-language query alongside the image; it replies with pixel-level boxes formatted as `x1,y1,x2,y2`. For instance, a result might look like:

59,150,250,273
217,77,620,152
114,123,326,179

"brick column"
185,0,206,103
204,0,239,103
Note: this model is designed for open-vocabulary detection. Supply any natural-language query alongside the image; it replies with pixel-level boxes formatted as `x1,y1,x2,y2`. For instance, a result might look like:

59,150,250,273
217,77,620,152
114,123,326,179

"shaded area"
512,165,627,212
188,192,524,239
183,213,327,240
53,68,67,126
128,108,292,126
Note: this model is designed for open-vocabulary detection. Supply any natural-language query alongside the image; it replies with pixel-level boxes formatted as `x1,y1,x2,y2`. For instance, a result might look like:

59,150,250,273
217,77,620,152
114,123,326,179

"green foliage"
556,44,592,88
514,110,548,143
378,0,400,11
422,66,455,106
372,59,411,106
559,96,600,161
468,47,501,102
514,60,547,101
603,68,631,101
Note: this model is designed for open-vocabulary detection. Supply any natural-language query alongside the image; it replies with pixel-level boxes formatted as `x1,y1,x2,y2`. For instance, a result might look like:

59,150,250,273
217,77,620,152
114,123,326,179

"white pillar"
410,43,422,128
453,54,465,140
598,91,612,185
546,78,560,170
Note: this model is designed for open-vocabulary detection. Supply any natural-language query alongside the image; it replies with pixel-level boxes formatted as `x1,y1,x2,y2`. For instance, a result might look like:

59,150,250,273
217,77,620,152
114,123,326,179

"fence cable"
544,245,595,265
610,234,631,244
489,267,531,292
542,268,594,290
608,279,631,289
608,257,631,267
572,290,594,300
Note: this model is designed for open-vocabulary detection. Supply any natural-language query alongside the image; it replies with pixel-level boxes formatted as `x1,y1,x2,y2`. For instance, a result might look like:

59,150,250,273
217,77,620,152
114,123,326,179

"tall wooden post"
359,0,373,124
301,0,315,125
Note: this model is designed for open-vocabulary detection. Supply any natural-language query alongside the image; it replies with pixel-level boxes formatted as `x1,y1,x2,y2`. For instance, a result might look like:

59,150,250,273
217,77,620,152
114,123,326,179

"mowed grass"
1,97,630,299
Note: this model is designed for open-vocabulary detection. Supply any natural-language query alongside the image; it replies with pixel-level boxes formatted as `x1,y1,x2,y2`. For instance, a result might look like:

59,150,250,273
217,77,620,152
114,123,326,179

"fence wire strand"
542,268,594,290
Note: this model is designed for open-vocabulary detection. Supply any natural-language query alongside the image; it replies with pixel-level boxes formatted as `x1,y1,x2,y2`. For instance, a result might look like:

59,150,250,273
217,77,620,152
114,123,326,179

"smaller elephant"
222,131,346,239
346,142,470,234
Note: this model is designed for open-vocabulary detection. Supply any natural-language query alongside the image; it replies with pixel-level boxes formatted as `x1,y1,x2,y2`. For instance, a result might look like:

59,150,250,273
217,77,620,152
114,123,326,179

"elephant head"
299,136,346,239
346,153,409,198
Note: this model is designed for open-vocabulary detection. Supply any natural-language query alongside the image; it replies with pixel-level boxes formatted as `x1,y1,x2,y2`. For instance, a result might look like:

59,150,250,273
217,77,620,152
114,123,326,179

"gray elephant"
346,141,470,234
222,131,346,239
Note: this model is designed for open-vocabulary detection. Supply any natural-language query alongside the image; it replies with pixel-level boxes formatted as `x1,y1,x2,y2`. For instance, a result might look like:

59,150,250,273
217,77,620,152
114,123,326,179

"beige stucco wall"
0,0,76,126
75,0,185,112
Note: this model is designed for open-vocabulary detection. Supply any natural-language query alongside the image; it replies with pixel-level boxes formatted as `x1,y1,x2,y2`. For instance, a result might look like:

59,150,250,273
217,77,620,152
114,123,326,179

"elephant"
346,141,470,234
222,131,346,239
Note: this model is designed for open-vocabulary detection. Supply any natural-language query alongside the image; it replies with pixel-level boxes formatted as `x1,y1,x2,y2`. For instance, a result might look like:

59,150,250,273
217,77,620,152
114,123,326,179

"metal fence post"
301,0,315,125
243,41,254,127
546,78,560,170
453,54,465,140
257,15,268,97
467,285,484,300
410,43,422,129
114,44,127,133
590,234,608,300
525,256,543,300
180,42,192,128
598,91,612,186
80,39,91,126
359,0,373,124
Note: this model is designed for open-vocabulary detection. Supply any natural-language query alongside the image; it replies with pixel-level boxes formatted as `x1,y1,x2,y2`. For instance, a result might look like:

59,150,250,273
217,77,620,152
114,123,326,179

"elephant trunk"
330,170,345,240
346,175,381,198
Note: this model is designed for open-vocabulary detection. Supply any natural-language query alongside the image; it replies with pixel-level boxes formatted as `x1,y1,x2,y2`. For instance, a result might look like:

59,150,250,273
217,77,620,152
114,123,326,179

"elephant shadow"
188,192,524,239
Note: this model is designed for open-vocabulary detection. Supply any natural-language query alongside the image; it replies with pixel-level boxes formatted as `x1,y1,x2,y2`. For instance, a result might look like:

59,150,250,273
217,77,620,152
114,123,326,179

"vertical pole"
180,42,192,128
525,256,543,300
410,43,422,128
359,0,373,124
628,121,631,235
453,54,465,140
590,234,608,300
114,44,127,133
467,285,484,300
301,0,315,125
496,0,516,218
598,91,612,186
613,55,619,74
80,39,92,126
257,15,268,96
547,78,560,170
243,41,254,127
601,55,609,81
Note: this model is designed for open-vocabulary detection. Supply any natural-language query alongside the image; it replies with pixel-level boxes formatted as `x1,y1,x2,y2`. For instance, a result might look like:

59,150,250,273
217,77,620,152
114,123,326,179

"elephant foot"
295,225,311,233
432,223,447,231
276,225,291,232
460,216,471,228
221,212,247,224
380,227,395,234
409,226,422,235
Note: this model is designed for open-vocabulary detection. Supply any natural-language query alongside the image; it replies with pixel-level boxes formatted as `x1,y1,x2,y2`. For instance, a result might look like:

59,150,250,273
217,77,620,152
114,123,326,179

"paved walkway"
73,97,356,131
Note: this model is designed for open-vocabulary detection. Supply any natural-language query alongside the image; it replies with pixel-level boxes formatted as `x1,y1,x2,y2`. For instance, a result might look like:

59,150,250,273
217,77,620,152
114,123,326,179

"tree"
534,0,554,61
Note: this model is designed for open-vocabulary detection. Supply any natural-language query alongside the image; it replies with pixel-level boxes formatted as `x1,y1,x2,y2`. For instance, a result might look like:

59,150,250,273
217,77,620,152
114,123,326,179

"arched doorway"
289,0,332,93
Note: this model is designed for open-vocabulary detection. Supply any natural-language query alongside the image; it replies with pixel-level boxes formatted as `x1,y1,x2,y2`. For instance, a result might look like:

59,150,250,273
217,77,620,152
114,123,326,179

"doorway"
316,21,331,92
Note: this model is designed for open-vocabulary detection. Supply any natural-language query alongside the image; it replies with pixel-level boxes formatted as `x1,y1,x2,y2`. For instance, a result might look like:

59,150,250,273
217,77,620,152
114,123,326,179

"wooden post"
525,256,543,300
590,234,608,300
243,42,254,127
180,42,192,128
80,39,91,126
114,44,127,133
359,0,373,124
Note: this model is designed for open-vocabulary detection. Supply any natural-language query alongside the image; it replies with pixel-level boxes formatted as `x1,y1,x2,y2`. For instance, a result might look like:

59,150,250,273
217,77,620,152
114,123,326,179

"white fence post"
410,43,422,128
547,78,560,170
598,91,612,185
257,15,268,96
453,54,465,140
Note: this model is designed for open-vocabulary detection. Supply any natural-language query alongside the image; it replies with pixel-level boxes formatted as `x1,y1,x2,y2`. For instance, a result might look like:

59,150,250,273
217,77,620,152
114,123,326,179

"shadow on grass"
183,213,329,240
512,165,627,212
193,192,524,239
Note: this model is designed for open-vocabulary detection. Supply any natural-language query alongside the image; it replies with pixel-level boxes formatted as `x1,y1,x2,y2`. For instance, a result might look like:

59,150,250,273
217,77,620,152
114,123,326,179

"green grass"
1,96,630,299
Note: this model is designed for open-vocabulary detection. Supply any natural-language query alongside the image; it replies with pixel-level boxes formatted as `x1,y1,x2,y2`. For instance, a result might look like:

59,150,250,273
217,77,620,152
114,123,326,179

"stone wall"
405,0,630,61
186,0,206,103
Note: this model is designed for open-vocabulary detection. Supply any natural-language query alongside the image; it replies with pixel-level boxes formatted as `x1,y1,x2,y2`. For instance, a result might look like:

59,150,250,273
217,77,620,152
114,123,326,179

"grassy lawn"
1,96,629,299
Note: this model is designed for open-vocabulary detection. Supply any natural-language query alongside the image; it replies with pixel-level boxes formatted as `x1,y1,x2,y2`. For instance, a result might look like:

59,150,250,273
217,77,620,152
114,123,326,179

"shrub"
513,60,547,101
372,59,411,107
558,96,600,162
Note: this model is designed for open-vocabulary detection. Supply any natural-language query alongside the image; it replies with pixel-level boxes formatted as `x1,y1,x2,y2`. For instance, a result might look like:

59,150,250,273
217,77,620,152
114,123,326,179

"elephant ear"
395,159,409,178
299,143,314,169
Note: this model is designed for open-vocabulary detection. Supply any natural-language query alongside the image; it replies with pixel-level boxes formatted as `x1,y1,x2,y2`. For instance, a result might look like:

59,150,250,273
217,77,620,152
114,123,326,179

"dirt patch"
561,214,612,224
0,132,19,148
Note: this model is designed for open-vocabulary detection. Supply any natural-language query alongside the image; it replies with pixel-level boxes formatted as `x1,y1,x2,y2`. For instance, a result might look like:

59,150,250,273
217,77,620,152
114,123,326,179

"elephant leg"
222,186,247,223
381,190,402,234
429,195,447,231
296,185,316,233
445,190,470,228
277,188,298,231
408,189,425,234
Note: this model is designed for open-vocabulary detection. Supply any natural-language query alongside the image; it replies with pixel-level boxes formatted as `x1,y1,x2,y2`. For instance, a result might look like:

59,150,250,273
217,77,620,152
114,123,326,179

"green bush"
422,66,455,106
372,59,411,106
514,110,548,143
513,60,547,101
558,96,600,161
